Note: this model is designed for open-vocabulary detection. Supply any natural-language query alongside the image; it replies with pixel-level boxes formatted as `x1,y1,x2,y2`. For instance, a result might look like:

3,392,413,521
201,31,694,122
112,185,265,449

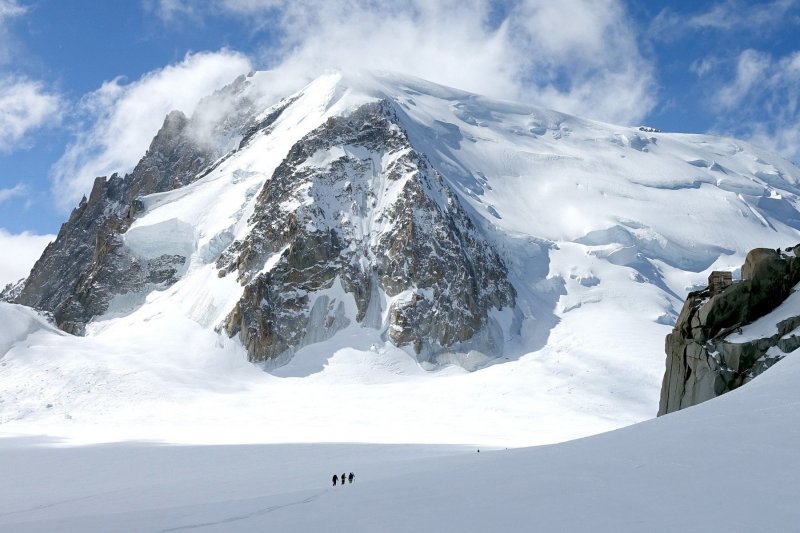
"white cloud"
0,229,53,287
0,0,25,19
142,0,203,24
0,0,27,66
652,0,798,37
687,0,797,30
51,50,252,208
690,57,718,78
0,182,25,203
715,50,772,109
749,125,800,163
508,0,655,124
0,3,61,151
0,77,61,153
148,0,656,125
712,49,800,162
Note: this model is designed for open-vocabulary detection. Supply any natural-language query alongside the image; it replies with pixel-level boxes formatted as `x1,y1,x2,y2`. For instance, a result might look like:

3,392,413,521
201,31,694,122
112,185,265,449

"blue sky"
0,0,799,283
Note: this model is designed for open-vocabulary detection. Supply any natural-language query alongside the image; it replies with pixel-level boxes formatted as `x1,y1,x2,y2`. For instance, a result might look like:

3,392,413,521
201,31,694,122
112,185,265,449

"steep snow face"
3,70,800,446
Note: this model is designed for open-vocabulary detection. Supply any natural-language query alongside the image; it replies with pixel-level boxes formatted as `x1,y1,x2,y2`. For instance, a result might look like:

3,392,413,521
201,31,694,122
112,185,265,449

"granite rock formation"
659,246,800,415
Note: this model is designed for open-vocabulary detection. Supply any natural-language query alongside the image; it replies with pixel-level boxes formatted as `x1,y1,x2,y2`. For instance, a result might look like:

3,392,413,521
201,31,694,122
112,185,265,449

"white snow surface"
0,347,797,531
1,71,800,530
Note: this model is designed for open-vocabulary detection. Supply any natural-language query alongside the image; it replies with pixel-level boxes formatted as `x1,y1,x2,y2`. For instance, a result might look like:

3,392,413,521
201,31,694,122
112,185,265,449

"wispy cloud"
0,0,25,18
0,182,25,203
51,50,252,209
712,49,800,161
142,0,205,25
652,0,799,37
146,0,656,125
688,0,796,30
715,49,773,109
0,0,27,65
0,2,62,153
0,77,61,153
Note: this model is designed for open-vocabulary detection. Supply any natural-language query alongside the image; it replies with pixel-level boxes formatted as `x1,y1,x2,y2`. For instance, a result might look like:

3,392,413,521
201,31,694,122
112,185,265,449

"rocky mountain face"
659,246,800,415
219,100,515,364
11,75,516,366
12,74,266,334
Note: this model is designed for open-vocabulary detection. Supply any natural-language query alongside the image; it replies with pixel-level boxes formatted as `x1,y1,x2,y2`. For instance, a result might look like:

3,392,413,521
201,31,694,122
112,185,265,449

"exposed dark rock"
0,278,25,302
222,100,516,364
659,246,800,415
14,74,280,333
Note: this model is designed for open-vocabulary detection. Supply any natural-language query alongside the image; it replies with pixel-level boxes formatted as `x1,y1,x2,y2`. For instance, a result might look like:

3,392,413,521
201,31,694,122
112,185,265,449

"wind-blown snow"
0,303,63,358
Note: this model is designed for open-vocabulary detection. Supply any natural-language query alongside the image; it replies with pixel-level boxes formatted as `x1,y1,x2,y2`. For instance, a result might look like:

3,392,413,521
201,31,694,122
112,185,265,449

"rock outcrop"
659,246,800,415
0,279,25,303
14,74,272,333
220,100,516,365
14,112,210,333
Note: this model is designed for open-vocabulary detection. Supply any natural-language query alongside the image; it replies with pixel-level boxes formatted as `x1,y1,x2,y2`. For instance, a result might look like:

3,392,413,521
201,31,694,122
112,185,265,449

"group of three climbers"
332,472,355,486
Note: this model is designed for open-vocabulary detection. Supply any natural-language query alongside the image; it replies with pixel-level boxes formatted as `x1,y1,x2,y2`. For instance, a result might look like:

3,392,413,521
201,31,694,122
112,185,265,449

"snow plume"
149,0,656,125
712,49,800,163
50,50,252,210
0,228,53,287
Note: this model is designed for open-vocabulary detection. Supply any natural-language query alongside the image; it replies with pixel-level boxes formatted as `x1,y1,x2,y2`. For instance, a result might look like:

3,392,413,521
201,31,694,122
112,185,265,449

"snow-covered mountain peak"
4,69,800,447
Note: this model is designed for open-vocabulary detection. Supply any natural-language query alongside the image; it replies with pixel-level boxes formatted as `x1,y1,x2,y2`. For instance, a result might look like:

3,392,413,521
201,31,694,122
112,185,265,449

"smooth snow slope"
0,348,797,531
2,70,800,448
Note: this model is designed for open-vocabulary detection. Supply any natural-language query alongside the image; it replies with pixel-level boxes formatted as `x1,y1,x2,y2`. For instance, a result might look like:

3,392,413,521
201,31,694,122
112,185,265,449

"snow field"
1,354,798,531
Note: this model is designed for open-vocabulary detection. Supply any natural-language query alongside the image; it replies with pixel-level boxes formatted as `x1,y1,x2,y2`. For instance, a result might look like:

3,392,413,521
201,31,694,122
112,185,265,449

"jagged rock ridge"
659,246,800,415
13,74,277,334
